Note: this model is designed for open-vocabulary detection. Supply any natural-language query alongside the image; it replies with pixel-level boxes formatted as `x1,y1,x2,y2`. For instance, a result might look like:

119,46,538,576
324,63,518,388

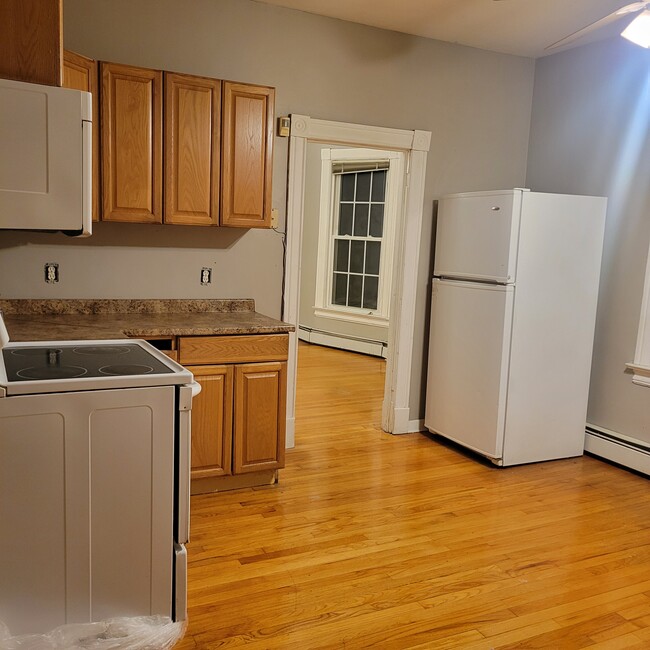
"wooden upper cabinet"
221,82,275,228
63,51,100,222
164,73,221,226
0,0,62,86
101,62,163,223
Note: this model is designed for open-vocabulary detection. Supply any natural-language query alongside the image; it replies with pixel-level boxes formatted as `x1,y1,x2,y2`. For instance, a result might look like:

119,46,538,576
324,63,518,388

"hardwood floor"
176,342,650,649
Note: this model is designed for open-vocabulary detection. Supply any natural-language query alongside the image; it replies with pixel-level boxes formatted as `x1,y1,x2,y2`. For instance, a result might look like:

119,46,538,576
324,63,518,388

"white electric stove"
0,326,199,636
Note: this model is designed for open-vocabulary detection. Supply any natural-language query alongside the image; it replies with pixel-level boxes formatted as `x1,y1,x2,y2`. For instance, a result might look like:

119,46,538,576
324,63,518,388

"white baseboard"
298,326,387,358
585,424,650,476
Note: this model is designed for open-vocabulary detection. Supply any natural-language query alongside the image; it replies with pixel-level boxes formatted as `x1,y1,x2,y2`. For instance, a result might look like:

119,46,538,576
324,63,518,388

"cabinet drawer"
179,334,288,365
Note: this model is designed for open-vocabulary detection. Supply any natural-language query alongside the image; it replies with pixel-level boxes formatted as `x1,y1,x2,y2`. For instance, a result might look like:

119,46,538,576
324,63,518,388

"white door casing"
283,115,431,444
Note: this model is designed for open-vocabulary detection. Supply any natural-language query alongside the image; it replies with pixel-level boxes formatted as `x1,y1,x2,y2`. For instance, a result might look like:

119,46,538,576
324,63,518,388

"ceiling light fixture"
621,9,650,48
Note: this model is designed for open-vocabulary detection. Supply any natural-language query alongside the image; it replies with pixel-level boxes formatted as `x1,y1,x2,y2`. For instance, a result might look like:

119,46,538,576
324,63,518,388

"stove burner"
11,348,63,357
99,364,154,376
73,345,133,356
16,365,88,380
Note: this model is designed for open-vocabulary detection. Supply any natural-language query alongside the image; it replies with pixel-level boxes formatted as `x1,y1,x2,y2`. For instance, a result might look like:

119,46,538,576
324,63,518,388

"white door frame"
283,114,431,445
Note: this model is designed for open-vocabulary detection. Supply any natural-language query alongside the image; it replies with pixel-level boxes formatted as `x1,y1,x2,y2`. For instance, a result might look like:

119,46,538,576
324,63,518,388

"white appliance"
425,189,607,466
0,331,199,635
0,78,92,236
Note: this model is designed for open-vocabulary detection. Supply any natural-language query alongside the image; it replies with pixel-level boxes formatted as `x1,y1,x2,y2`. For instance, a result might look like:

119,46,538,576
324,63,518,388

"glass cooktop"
3,343,174,383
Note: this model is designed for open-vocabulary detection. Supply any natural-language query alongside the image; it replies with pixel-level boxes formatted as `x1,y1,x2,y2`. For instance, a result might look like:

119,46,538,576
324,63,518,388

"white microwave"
0,78,92,237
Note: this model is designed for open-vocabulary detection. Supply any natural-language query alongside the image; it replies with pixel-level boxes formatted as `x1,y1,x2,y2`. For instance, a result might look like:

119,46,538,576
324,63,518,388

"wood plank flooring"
176,341,650,649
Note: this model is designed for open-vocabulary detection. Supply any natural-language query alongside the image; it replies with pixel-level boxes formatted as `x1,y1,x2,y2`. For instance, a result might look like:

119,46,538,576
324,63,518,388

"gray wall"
526,38,650,443
0,0,535,420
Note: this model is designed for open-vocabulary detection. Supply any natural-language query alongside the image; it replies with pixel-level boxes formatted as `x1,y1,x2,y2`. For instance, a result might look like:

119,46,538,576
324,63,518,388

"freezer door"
434,190,521,283
425,279,514,459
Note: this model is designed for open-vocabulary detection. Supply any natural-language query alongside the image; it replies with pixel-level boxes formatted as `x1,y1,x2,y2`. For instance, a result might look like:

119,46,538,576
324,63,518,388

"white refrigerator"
425,189,607,466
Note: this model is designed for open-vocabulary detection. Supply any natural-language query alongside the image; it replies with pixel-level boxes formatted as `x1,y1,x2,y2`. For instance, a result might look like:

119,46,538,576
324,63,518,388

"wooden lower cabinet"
181,334,288,492
234,362,286,474
188,365,233,479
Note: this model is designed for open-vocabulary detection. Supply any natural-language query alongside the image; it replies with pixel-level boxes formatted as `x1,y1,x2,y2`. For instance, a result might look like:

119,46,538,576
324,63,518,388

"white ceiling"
254,0,640,58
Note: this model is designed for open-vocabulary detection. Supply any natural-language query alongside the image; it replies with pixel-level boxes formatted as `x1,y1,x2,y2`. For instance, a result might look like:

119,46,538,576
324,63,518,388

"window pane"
341,174,355,202
332,273,348,306
369,204,384,238
350,240,365,273
339,203,353,235
363,276,379,310
334,239,349,272
371,170,386,202
353,203,369,237
355,172,371,201
366,240,381,275
348,275,362,307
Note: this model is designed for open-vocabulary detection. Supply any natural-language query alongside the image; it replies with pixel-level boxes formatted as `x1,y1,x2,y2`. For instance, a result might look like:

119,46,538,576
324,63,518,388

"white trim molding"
284,115,431,439
585,424,650,476
628,239,650,387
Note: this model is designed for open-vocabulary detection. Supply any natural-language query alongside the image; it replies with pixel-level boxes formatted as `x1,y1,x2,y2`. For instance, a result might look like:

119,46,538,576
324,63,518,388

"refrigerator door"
434,190,522,283
425,279,514,460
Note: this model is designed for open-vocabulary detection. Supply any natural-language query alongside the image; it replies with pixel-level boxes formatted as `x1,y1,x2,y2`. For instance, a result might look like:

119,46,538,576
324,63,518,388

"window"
628,242,650,387
314,149,405,327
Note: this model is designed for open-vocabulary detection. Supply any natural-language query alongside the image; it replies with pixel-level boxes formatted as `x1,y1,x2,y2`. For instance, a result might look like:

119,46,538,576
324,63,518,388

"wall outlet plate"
44,263,59,283
200,267,212,285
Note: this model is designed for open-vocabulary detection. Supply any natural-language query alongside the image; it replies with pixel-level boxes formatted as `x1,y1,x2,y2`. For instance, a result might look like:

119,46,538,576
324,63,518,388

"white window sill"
314,307,389,328
626,362,650,387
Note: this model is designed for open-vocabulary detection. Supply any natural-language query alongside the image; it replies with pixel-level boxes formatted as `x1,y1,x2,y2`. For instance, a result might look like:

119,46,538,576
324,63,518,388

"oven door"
0,386,176,634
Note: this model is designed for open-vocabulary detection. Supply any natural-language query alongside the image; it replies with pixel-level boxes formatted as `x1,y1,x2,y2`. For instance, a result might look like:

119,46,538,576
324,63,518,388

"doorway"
283,115,431,446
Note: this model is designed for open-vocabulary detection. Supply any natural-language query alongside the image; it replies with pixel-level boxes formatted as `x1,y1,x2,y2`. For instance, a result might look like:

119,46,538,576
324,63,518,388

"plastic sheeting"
0,616,185,650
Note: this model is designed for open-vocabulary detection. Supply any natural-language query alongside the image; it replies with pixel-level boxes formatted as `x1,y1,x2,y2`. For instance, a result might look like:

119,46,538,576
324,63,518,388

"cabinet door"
164,72,221,226
101,61,162,223
221,82,274,228
63,50,100,222
0,0,62,86
233,362,286,473
188,365,233,478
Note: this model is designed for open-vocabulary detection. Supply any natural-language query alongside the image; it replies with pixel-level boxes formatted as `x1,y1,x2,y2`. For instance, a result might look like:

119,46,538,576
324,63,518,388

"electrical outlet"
44,263,59,284
200,267,212,286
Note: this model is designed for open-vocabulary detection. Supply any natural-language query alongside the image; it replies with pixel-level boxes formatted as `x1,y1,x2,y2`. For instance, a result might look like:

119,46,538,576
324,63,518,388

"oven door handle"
176,381,200,544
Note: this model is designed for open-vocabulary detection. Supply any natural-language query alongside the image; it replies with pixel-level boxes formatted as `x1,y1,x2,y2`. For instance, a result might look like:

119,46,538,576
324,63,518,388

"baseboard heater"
585,424,650,476
298,325,387,358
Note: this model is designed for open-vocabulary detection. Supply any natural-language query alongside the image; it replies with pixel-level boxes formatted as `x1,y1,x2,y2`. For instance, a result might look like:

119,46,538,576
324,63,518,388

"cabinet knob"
491,206,501,211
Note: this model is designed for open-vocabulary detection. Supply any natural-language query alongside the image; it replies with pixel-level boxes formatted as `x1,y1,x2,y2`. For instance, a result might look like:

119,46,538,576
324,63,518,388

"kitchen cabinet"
0,0,62,87
187,364,233,478
100,61,163,223
221,82,275,228
179,334,288,491
63,50,100,222
164,72,221,226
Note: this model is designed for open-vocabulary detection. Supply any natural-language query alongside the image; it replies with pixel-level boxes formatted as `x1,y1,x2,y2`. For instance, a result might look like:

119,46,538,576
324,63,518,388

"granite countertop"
0,299,294,342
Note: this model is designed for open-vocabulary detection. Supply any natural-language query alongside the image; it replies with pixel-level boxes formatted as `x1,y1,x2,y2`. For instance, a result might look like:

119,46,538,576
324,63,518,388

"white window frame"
627,242,650,387
313,148,404,328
